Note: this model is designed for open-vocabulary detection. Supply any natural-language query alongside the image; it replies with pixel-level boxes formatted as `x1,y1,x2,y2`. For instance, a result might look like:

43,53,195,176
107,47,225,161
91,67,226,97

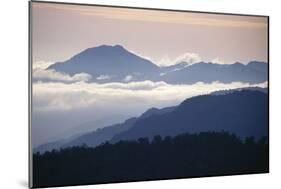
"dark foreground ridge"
33,131,269,188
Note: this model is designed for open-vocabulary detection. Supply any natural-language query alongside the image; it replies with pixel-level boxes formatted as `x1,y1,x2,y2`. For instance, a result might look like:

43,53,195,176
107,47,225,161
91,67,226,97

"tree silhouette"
33,131,269,188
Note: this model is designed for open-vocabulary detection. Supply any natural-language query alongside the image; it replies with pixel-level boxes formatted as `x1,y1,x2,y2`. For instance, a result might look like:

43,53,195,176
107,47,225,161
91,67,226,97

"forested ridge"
33,131,268,188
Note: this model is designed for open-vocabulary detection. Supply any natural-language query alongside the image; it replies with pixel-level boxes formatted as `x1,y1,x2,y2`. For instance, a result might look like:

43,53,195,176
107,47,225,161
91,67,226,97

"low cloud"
32,79,268,146
156,52,202,67
33,61,92,82
211,58,233,65
96,75,112,80
174,53,202,65
123,75,133,82
33,80,268,112
33,61,55,70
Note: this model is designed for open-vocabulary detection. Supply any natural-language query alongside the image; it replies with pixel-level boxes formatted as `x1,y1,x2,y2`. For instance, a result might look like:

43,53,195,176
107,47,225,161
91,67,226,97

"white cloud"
33,69,92,82
156,56,173,67
33,61,92,82
123,75,133,82
174,52,202,65
103,80,167,90
33,80,268,112
33,61,55,70
156,52,202,67
71,73,92,82
96,75,112,80
251,81,268,88
210,58,234,65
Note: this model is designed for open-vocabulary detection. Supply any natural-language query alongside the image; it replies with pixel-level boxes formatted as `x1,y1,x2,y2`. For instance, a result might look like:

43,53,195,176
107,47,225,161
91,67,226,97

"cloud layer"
33,80,267,112
155,52,202,67
31,60,268,147
33,61,92,82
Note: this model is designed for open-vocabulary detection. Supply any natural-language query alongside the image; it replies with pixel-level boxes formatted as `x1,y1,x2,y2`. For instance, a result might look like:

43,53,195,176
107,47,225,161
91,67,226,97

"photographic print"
29,1,269,188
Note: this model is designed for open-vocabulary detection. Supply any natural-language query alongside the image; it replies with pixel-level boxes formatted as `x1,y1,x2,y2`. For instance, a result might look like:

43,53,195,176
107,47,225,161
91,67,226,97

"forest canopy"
33,131,269,188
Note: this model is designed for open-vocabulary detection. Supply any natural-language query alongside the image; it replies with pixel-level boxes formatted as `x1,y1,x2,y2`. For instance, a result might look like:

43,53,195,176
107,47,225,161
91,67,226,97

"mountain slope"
63,105,176,148
111,90,268,142
62,117,137,148
35,105,176,153
48,45,159,82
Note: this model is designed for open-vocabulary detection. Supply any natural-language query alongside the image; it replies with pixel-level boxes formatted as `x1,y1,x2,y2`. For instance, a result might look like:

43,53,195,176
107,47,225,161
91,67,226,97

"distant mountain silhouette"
62,105,176,148
35,105,176,153
111,90,268,142
62,118,137,148
34,132,84,153
34,114,129,153
34,118,136,154
35,88,268,152
160,62,268,84
247,61,268,73
47,45,268,84
48,45,159,82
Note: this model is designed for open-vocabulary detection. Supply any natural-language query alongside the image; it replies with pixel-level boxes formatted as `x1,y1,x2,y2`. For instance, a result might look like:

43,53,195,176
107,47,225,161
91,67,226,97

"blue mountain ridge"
48,45,159,83
34,105,176,153
111,90,268,143
47,45,268,84
35,88,268,153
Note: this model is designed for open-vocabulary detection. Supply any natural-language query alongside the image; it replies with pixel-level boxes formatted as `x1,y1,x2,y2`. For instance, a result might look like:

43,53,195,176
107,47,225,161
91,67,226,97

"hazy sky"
32,2,268,65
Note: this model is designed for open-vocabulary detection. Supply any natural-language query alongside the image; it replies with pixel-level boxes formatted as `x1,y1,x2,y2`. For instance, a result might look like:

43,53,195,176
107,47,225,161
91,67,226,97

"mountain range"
35,88,268,153
35,105,176,153
111,90,268,142
47,45,268,84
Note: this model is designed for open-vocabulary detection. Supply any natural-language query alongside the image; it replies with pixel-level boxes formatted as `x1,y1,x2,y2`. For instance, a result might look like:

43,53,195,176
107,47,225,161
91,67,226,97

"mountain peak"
48,44,159,78
83,44,127,53
113,44,125,49
232,62,244,66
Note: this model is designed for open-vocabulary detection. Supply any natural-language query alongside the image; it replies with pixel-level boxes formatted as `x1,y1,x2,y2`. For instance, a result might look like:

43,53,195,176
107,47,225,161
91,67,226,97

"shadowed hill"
60,106,176,148
112,90,268,143
35,89,268,153
35,105,176,153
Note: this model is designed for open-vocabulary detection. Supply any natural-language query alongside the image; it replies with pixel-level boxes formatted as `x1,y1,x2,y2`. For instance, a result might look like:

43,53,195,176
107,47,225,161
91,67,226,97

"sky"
32,2,268,66
31,2,268,147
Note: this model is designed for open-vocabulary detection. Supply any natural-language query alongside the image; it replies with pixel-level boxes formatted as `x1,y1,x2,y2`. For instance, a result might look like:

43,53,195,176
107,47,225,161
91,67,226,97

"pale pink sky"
31,2,268,65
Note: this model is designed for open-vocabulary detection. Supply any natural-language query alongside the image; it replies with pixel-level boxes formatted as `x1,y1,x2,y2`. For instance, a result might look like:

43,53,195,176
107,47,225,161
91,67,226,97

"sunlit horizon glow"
32,2,268,65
